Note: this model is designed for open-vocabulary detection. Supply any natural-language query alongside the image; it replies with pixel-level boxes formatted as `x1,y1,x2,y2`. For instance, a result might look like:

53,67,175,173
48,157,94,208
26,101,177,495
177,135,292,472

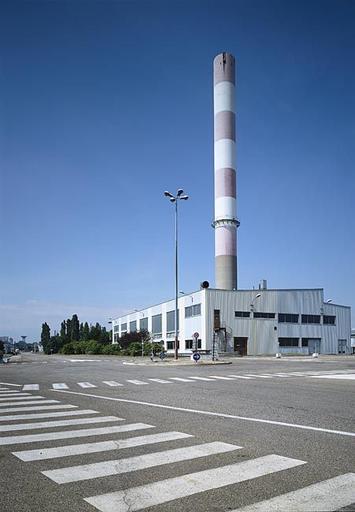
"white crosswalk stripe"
0,394,33,400
233,473,355,511
0,382,21,387
228,375,254,380
148,379,173,384
0,404,75,413
0,387,10,390
23,384,40,391
311,374,355,380
84,454,306,512
169,377,196,382
0,415,123,432
42,441,241,484
78,382,97,388
0,390,20,393
0,410,98,422
209,375,235,380
13,431,193,461
0,400,60,407
52,383,69,389
102,381,123,387
0,422,154,445
189,376,215,381
126,380,148,385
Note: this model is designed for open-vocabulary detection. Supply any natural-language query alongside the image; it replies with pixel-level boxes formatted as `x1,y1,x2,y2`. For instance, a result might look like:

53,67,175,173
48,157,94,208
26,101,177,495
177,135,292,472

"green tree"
82,322,90,341
60,321,66,339
71,314,80,341
90,323,101,341
41,322,51,353
79,322,84,340
66,318,72,341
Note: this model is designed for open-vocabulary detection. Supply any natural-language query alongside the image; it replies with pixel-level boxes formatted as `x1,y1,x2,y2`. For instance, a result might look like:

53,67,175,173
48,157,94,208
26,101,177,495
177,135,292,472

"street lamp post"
108,319,113,344
164,189,189,360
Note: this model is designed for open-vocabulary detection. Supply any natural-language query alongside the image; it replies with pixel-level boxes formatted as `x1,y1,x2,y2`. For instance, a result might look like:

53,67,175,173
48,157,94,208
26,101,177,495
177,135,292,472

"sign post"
192,332,200,363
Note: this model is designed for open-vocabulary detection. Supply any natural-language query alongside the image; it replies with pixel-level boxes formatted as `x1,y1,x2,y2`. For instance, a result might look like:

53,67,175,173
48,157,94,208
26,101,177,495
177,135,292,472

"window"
166,341,174,350
214,309,221,329
278,313,299,323
129,321,137,332
279,337,299,347
140,317,148,331
185,339,202,349
185,304,201,318
301,315,320,324
253,312,275,319
120,323,127,332
167,310,179,332
235,311,250,318
323,315,335,325
152,314,162,335
302,339,309,347
113,325,119,333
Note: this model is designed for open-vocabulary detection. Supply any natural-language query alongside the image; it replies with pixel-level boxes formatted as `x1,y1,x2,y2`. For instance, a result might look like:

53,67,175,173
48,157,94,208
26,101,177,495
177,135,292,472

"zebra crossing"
0,386,354,511
16,369,355,392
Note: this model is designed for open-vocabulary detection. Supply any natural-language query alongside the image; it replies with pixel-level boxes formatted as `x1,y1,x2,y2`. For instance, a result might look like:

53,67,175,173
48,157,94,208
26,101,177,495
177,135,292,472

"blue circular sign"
193,352,201,361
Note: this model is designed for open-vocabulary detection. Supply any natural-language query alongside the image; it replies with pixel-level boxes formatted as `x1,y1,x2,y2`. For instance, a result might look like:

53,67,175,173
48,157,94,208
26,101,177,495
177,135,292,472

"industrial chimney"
213,52,239,290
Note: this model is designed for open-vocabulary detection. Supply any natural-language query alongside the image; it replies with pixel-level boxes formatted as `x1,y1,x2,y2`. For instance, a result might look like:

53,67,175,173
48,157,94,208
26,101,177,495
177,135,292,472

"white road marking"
209,375,235,380
169,377,196,382
84,454,305,512
311,374,355,380
42,441,241,484
0,390,20,393
228,375,254,380
234,473,355,511
0,415,123,432
54,390,355,438
0,404,69,413
0,410,99,422
126,380,148,385
149,379,173,384
189,376,215,381
245,375,273,379
69,359,101,362
0,387,10,390
0,382,21,387
22,384,39,391
52,383,69,389
0,400,60,407
102,381,123,387
0,423,154,445
0,395,42,401
16,431,193,462
78,382,97,388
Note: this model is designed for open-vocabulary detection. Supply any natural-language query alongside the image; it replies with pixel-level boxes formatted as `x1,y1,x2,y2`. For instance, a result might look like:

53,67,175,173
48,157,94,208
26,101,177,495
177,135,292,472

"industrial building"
112,53,351,356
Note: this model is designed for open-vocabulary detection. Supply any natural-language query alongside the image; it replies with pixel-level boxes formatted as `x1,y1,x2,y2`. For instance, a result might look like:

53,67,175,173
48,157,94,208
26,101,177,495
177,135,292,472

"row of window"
278,338,319,347
119,304,202,334
234,312,336,324
166,339,202,350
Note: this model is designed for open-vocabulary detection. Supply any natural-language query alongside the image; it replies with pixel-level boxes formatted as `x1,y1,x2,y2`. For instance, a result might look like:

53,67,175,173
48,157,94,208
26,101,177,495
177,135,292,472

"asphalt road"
1,353,354,512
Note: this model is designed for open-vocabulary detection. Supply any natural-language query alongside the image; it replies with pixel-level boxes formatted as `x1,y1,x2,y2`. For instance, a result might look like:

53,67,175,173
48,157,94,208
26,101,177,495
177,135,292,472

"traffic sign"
192,352,201,362
193,332,199,338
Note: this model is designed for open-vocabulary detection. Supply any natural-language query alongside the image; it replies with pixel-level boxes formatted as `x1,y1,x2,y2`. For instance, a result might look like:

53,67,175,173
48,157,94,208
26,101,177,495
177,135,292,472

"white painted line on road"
0,400,60,407
0,422,154,445
78,382,97,388
233,472,355,511
103,381,123,387
23,384,39,391
0,382,21,387
70,359,101,362
0,387,10,390
0,394,41,401
0,393,33,398
42,441,241,484
209,375,235,380
149,379,173,384
52,383,69,389
311,374,355,380
228,375,254,380
0,390,19,393
189,376,215,381
169,378,196,383
84,454,305,512
0,403,68,413
13,431,193,461
0,409,99,422
0,415,123,432
245,375,273,379
126,380,148,386
54,390,355,438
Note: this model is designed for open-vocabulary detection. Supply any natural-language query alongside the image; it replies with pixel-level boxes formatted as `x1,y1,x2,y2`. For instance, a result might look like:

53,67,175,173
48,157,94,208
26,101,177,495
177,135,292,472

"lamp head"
164,191,174,198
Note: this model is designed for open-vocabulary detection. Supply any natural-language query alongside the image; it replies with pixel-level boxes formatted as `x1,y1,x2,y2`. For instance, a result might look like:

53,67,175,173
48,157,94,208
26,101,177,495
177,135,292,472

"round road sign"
192,352,201,362
193,332,199,339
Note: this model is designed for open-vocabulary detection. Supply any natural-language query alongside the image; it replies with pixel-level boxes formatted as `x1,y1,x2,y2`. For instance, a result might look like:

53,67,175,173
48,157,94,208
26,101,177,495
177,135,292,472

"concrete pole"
213,52,239,290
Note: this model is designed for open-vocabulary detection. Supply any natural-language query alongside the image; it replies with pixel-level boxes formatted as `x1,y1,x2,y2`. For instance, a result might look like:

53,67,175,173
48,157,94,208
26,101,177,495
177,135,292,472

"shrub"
101,344,122,355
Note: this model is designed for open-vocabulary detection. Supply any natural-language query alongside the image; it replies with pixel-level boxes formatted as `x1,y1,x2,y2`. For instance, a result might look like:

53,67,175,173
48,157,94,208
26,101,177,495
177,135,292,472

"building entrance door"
234,337,248,356
308,338,321,354
338,339,347,354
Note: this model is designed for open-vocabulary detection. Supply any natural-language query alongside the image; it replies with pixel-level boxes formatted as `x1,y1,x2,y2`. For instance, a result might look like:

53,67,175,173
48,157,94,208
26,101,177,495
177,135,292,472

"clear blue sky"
1,0,354,342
